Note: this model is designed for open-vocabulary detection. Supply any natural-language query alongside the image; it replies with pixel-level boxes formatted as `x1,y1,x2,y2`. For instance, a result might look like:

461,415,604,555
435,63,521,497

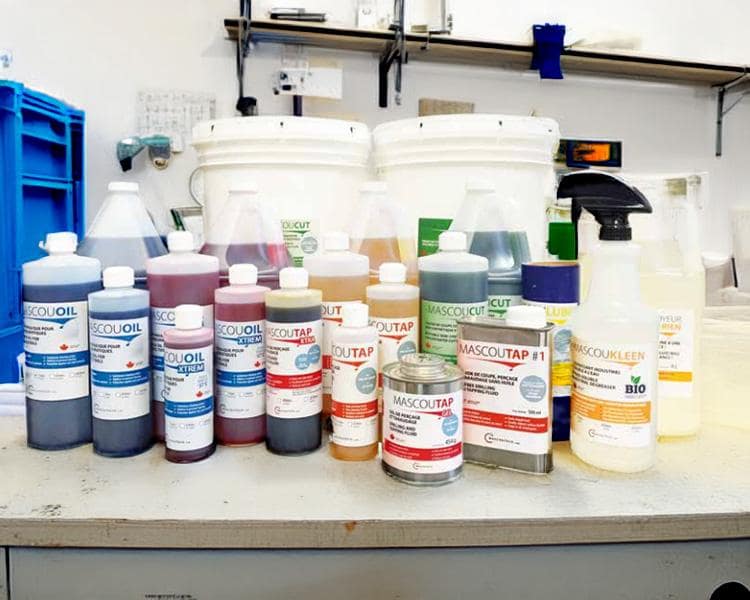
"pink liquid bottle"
163,304,215,463
200,185,290,289
214,263,270,445
146,231,219,442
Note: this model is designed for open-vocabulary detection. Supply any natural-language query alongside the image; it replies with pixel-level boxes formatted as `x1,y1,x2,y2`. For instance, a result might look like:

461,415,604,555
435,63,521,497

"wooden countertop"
0,417,747,549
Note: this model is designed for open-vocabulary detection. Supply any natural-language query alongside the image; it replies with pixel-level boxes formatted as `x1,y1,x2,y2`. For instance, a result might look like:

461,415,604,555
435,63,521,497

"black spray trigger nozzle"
557,171,652,254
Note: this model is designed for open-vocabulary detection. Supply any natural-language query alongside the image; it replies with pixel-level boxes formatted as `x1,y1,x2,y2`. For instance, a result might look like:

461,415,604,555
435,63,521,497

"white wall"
3,0,749,253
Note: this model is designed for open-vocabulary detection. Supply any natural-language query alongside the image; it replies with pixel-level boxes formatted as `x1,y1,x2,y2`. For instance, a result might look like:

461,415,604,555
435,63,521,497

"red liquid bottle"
215,264,270,445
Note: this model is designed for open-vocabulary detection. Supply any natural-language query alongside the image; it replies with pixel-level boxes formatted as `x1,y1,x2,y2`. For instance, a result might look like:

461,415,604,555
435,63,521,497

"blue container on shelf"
0,80,85,382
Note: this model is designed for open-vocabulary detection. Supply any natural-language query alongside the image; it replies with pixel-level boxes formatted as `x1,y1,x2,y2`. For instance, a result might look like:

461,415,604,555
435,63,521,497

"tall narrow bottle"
563,171,659,473
265,267,323,455
215,264,269,445
23,232,101,450
89,266,152,457
330,303,379,461
419,231,488,364
163,304,215,463
303,232,369,426
146,231,219,441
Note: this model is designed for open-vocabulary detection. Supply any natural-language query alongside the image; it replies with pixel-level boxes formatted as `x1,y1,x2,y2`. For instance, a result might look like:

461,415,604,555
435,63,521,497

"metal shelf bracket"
379,0,406,108
715,70,750,156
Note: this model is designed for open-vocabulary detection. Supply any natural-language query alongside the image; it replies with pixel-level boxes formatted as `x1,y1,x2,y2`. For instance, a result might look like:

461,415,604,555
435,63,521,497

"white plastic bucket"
372,114,560,259
192,116,371,265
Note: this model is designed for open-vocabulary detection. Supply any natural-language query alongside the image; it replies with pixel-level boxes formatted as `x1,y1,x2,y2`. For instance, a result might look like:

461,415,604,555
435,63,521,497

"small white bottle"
330,303,379,462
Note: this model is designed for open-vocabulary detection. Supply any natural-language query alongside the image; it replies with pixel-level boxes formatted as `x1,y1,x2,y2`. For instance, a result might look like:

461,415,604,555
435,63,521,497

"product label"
331,340,378,447
24,301,89,401
151,305,213,403
524,299,577,397
282,218,320,267
90,316,150,420
164,344,214,451
383,389,463,474
418,218,453,257
458,339,550,455
369,315,419,386
488,294,522,318
265,320,322,419
657,309,695,398
571,338,655,448
421,300,487,363
321,301,359,395
215,319,265,419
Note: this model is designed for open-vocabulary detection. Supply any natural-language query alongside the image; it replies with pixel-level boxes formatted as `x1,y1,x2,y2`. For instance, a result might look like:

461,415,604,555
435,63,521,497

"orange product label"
571,390,651,425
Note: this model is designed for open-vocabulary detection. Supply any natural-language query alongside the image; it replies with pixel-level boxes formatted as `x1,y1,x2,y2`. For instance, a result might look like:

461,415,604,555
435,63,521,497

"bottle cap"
342,302,368,328
323,231,349,251
465,178,495,193
103,266,135,288
229,263,258,285
175,304,204,330
379,262,407,284
438,231,467,252
505,305,547,329
228,183,258,194
107,181,139,193
44,231,78,254
167,230,194,253
360,180,387,194
279,267,308,289
522,262,579,304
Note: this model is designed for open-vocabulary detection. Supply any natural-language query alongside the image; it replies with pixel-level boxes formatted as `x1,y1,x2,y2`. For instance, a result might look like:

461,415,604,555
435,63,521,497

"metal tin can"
457,311,554,474
381,353,463,485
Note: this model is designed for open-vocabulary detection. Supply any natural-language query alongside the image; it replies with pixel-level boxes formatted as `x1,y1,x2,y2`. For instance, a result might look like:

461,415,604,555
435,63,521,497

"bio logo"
626,375,646,395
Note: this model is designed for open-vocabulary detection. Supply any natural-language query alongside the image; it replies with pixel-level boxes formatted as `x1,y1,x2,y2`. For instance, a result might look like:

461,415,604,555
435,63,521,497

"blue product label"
164,343,213,450
215,319,265,419
90,316,150,420
23,300,90,401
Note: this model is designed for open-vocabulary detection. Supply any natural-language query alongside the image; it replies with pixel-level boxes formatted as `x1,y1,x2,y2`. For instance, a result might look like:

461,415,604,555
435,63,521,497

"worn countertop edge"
1,513,748,549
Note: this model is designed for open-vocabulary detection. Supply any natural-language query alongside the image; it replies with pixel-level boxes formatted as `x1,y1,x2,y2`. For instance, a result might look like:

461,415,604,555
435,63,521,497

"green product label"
418,218,453,257
282,219,319,267
421,299,487,363
488,294,523,318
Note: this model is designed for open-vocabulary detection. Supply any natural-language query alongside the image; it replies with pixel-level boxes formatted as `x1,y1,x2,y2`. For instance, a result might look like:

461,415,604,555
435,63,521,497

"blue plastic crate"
0,81,85,382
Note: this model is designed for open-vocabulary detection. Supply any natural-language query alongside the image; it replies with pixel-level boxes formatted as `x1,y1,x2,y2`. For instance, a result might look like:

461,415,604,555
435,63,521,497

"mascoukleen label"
570,338,655,448
90,316,150,420
657,309,695,399
282,219,319,267
321,301,359,395
458,339,550,455
524,299,577,398
382,389,463,474
215,319,265,419
331,340,378,447
151,305,213,403
421,300,487,363
164,344,214,451
265,320,322,419
24,301,89,401
369,316,418,386
488,294,522,318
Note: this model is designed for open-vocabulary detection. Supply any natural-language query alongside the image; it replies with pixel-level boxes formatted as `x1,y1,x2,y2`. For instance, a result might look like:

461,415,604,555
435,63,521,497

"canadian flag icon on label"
59,344,69,351
126,361,135,368
196,391,204,398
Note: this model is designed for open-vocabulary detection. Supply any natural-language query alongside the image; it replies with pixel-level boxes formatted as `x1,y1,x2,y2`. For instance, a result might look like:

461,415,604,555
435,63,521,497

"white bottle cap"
167,230,194,253
175,304,203,330
323,231,349,251
103,266,135,288
229,263,258,285
279,267,308,289
342,302,368,328
360,180,387,194
44,231,78,254
465,178,495,193
505,305,547,329
379,262,407,284
108,181,139,193
438,231,467,252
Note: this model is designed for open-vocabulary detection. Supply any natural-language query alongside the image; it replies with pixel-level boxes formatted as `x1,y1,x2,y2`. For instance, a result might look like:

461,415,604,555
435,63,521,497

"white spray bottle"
562,172,659,473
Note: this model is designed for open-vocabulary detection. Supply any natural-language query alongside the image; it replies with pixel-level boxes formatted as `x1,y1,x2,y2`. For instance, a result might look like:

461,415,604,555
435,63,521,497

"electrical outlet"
274,67,343,99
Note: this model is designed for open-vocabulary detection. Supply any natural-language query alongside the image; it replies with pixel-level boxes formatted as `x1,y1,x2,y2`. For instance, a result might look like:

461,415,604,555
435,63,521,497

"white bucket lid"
372,114,560,168
192,116,371,168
